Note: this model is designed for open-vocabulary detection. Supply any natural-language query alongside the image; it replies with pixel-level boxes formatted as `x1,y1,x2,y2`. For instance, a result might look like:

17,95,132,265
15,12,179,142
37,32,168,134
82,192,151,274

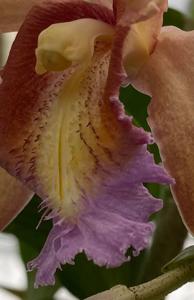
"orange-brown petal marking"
0,167,33,230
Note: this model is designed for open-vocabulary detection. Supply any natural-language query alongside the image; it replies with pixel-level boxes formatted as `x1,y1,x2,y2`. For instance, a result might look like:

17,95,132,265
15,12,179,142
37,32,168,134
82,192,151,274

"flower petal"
0,0,41,32
0,0,114,33
0,1,114,182
114,0,167,24
0,167,33,230
132,26,194,234
114,0,167,79
122,12,165,79
86,0,113,9
0,0,171,286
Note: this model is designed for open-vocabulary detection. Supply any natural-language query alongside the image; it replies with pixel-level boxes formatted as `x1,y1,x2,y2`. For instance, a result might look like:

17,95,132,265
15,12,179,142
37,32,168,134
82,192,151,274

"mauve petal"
0,0,42,32
0,167,33,230
132,26,194,234
28,183,161,286
1,0,172,287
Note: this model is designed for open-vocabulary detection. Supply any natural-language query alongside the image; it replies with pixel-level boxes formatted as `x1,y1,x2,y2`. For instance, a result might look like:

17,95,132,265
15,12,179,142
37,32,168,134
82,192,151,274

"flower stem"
129,262,194,300
85,262,194,300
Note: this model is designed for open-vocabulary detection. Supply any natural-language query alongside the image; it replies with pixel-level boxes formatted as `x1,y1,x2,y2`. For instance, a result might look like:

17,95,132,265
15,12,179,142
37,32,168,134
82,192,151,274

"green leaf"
162,246,194,274
163,8,187,28
120,85,150,131
137,191,187,284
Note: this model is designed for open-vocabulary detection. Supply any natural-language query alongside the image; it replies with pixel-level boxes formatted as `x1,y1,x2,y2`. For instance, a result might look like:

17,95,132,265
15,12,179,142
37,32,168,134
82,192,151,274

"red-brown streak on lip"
0,0,115,182
0,1,115,146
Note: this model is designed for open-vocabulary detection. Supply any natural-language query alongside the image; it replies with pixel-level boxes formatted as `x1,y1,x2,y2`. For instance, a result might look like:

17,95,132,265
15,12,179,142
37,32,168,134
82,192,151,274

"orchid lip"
0,0,172,288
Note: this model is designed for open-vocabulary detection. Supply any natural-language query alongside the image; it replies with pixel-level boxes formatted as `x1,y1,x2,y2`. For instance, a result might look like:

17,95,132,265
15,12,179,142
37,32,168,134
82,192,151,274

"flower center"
35,18,114,75
34,19,114,219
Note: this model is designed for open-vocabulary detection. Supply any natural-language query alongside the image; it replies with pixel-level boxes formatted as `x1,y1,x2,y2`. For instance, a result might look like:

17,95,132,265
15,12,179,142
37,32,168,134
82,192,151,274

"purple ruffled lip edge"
0,0,174,289
27,148,172,287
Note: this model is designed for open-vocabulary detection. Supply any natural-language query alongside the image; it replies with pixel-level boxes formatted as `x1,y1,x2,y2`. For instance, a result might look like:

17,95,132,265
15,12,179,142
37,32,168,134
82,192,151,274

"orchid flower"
0,0,173,287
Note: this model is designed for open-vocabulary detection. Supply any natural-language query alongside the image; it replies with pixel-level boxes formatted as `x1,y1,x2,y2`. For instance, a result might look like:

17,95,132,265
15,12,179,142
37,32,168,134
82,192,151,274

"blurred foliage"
162,246,194,274
190,0,194,19
4,6,193,300
138,189,187,283
163,8,187,28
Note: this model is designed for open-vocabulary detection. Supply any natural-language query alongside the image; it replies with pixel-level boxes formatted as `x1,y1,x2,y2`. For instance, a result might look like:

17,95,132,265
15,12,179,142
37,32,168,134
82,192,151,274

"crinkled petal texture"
132,26,194,234
0,0,171,287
